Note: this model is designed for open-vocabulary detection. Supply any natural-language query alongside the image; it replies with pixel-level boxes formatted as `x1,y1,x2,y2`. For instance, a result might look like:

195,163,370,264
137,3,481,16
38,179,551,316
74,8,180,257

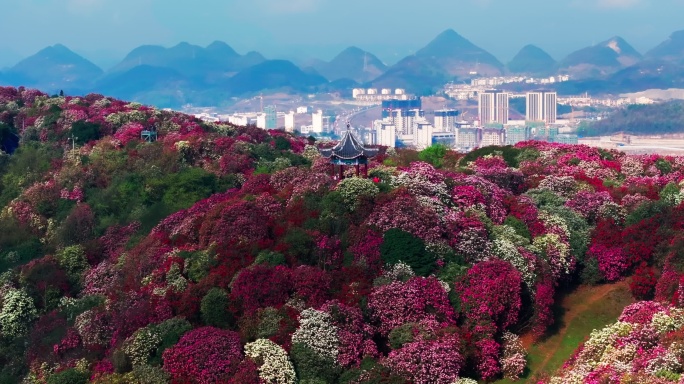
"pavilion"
318,124,379,179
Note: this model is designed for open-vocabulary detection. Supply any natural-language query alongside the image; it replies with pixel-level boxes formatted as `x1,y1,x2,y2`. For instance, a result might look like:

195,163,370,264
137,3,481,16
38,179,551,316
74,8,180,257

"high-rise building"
413,122,434,149
434,109,459,131
284,111,295,132
544,92,557,124
256,113,266,129
374,121,396,147
526,91,557,124
479,90,509,125
312,110,323,133
264,105,277,129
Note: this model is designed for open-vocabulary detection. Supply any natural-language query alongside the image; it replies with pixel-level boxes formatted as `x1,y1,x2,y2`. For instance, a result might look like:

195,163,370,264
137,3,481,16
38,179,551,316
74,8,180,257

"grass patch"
492,282,634,383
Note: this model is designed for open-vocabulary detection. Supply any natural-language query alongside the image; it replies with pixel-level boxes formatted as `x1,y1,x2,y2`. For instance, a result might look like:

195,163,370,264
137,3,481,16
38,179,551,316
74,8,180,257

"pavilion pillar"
330,163,335,178
339,165,344,180
364,163,368,178
355,164,360,177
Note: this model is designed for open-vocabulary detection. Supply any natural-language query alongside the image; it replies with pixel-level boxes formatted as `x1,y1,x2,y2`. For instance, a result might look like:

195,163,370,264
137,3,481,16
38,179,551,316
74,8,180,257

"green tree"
46,368,89,384
200,288,231,328
380,229,436,277
418,144,448,168
71,120,101,144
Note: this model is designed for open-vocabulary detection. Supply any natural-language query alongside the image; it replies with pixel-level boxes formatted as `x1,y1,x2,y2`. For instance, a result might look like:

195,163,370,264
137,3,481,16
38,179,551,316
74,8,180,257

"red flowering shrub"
457,260,522,332
230,265,292,314
532,278,556,336
199,200,270,247
162,327,242,384
630,262,657,300
291,265,331,308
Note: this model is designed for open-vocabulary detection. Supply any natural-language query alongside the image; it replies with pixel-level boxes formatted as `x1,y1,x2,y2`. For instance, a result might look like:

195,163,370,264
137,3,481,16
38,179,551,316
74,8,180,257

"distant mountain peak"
508,45,556,75
414,29,503,76
8,44,103,91
647,30,684,62
560,36,641,78
312,46,386,83
601,36,641,57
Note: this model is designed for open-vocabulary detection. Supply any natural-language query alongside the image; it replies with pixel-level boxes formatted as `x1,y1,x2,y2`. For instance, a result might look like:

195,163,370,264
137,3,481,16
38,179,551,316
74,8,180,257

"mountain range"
2,29,684,107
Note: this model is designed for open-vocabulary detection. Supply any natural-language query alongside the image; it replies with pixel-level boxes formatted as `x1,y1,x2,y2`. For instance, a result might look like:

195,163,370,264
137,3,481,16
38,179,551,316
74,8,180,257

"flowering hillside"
1,86,684,383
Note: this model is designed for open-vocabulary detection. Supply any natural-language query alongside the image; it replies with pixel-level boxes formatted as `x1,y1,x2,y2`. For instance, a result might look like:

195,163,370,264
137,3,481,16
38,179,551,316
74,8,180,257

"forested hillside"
581,100,684,136
1,87,684,383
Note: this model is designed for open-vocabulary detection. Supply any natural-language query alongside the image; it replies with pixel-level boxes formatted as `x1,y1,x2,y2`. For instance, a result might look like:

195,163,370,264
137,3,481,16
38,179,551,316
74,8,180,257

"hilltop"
1,86,684,382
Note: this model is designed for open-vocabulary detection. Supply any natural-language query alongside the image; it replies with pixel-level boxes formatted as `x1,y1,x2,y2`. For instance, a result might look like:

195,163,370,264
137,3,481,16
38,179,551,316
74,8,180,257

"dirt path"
520,280,631,372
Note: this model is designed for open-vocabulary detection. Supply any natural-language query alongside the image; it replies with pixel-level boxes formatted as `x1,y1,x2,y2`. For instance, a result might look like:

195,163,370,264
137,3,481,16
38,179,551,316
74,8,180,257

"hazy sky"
2,0,684,69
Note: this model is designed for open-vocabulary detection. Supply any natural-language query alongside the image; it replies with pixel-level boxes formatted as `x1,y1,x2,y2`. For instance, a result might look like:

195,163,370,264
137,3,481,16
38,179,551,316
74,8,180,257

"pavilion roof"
318,130,379,160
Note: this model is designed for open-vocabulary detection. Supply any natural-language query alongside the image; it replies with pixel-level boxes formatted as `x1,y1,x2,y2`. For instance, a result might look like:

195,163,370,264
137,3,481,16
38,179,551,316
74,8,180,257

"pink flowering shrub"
366,191,443,243
618,301,667,324
199,200,270,247
475,338,501,381
113,122,144,146
384,333,464,384
566,190,613,223
162,327,242,384
587,243,629,282
320,300,377,366
368,276,455,336
82,261,120,296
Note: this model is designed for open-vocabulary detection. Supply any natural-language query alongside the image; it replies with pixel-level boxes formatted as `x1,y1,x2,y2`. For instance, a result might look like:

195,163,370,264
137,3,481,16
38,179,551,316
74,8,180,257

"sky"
1,0,684,70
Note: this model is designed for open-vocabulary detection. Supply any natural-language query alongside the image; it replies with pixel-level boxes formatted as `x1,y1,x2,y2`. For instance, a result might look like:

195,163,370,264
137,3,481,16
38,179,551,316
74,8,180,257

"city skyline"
2,0,684,69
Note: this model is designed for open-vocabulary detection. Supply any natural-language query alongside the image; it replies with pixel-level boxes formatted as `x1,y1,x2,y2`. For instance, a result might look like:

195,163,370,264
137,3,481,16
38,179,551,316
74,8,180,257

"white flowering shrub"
576,321,632,368
454,379,478,384
302,145,320,160
651,309,684,334
292,308,340,360
245,339,296,384
0,288,37,337
123,326,163,367
501,332,526,380
336,177,379,209
532,233,572,277
492,238,536,287
645,349,681,375
165,262,188,293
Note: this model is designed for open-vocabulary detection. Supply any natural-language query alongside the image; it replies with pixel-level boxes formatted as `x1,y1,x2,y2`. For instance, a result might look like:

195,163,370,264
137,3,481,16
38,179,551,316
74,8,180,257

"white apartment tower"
479,90,509,125
256,113,266,129
526,91,557,124
374,121,397,147
312,110,324,134
434,109,459,131
284,111,295,132
413,122,434,149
